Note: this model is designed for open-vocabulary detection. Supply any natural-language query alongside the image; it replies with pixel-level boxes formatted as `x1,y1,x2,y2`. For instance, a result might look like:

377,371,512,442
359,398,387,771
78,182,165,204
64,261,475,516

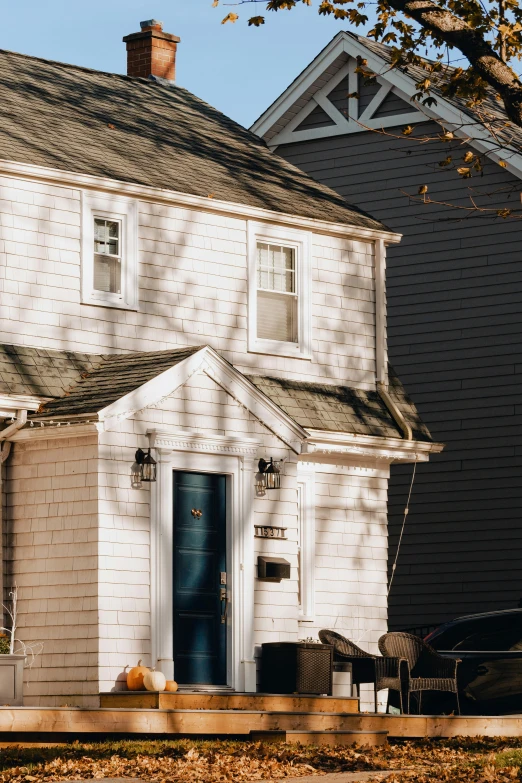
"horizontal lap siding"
279,122,522,629
0,175,376,389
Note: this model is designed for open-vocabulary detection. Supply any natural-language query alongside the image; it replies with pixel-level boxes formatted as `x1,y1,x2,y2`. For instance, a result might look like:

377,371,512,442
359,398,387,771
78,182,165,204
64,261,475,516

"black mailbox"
257,556,291,580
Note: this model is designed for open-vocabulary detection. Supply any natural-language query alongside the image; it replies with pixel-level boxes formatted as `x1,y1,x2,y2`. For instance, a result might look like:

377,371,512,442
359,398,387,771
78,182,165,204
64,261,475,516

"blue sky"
0,0,366,128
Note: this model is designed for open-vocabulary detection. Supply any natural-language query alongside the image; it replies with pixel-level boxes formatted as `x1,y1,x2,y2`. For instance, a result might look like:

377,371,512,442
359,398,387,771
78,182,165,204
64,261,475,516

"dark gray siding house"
252,33,522,631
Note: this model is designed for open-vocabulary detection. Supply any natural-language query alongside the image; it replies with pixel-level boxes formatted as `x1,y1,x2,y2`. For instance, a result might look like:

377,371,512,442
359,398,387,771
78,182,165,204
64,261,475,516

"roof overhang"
7,349,440,463
302,428,444,464
0,156,401,245
251,31,522,182
0,393,43,419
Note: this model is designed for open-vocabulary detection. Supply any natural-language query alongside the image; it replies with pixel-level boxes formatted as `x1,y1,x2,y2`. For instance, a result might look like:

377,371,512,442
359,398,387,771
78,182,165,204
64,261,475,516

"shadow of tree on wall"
0,50,381,231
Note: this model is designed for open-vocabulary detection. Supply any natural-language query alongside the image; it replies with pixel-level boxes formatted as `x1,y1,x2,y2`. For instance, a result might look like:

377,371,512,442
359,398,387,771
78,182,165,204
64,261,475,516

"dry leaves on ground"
1,737,522,783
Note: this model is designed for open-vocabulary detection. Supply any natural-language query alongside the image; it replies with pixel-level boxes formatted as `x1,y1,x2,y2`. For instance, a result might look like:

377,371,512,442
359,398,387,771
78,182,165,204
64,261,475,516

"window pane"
257,242,295,293
257,290,297,343
94,254,121,294
94,218,120,256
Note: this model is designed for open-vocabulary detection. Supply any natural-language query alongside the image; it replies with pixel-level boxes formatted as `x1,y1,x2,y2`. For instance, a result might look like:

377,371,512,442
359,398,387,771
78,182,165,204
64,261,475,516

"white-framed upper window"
248,222,312,359
81,192,138,310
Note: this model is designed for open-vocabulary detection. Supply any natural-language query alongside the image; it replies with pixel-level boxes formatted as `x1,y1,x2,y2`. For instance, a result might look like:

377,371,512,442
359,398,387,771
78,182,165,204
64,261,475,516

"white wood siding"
0,174,377,389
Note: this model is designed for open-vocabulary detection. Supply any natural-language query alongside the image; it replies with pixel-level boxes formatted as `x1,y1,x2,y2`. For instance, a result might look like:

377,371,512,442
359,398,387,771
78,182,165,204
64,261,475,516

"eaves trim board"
251,32,522,182
0,157,401,245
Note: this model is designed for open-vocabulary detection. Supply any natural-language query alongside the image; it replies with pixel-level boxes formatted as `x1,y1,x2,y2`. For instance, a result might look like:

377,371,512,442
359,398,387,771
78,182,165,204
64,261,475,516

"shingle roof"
0,47,385,231
31,346,203,419
0,343,431,441
247,369,432,442
0,344,104,398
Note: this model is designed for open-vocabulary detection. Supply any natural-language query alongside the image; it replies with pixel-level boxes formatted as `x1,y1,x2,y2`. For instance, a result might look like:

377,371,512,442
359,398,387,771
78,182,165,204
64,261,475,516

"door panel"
173,471,227,685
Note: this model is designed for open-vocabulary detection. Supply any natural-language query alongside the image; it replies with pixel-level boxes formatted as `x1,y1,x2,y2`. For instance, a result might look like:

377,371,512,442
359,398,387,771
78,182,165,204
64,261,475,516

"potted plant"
0,586,41,706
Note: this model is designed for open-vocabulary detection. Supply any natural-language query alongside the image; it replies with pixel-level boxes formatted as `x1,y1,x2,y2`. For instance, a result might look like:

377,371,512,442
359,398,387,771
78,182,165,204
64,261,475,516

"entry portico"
2,343,440,705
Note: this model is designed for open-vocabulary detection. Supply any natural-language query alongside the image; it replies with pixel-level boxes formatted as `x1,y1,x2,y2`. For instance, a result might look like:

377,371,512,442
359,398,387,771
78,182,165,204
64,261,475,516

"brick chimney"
123,20,180,81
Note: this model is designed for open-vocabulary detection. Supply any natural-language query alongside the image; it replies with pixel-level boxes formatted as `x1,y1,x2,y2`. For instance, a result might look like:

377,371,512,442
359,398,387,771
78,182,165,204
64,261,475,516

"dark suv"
425,608,522,714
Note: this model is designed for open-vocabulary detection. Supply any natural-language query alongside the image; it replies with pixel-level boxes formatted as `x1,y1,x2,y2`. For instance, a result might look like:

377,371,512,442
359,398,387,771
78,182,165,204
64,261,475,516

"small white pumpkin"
143,668,166,692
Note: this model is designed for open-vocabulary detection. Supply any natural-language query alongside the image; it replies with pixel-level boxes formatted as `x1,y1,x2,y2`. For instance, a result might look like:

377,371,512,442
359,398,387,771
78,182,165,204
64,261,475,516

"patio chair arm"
374,655,405,679
421,648,460,678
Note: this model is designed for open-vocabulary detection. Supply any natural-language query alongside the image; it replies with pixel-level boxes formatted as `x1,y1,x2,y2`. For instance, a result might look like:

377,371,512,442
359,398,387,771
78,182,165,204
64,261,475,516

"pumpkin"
165,680,178,693
126,660,149,691
143,668,166,692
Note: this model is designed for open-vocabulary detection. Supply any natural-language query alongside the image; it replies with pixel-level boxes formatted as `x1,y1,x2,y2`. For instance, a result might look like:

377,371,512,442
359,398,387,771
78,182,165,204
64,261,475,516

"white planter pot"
0,655,25,705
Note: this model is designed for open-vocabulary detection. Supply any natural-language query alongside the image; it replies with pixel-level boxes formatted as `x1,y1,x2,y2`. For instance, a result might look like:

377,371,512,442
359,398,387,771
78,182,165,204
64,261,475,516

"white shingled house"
0,20,440,707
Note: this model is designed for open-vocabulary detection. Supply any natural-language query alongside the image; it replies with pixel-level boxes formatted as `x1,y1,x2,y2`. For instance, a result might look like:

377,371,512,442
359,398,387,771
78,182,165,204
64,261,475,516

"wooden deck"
2,704,522,742
99,691,359,713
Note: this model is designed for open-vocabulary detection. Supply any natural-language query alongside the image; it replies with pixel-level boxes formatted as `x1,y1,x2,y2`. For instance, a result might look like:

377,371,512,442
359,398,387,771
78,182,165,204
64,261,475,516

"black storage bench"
261,641,333,695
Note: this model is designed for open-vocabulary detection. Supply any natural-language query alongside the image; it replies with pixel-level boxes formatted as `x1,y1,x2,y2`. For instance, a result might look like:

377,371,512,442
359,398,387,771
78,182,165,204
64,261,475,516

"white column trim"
297,464,316,624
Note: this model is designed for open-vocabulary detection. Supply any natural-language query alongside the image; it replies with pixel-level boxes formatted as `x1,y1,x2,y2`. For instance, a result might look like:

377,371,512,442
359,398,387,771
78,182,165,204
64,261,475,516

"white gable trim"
251,33,348,140
267,49,425,148
97,346,306,453
252,32,522,181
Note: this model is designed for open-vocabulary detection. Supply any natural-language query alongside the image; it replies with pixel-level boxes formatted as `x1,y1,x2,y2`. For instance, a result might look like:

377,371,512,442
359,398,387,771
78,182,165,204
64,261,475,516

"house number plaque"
254,525,287,540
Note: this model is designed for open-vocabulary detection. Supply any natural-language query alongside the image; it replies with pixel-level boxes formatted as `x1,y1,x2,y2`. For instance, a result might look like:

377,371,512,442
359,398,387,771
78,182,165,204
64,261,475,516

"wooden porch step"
250,729,389,747
99,691,359,714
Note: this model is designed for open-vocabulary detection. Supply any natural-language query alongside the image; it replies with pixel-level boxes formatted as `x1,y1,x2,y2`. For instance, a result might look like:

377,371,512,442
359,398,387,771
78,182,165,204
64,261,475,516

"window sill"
248,339,312,361
81,295,138,312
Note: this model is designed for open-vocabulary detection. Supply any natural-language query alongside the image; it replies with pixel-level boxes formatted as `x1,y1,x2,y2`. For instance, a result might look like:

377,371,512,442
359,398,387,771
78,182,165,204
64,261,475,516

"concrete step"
250,729,389,747
99,691,359,713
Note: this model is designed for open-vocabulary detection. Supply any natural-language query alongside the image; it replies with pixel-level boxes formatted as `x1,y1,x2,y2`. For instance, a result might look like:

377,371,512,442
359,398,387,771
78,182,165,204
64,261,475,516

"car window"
452,615,522,651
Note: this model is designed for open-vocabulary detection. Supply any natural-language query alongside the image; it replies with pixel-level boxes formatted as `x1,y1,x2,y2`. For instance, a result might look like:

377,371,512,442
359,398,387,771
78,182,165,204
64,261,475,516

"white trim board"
0,158,401,245
302,429,444,465
251,32,522,181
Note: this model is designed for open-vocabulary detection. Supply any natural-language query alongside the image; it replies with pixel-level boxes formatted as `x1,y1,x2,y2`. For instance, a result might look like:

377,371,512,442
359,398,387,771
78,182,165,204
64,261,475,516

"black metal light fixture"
257,458,281,490
135,448,157,482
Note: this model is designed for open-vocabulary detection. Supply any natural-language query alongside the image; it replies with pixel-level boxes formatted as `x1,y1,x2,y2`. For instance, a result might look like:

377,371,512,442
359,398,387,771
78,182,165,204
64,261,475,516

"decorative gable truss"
265,56,425,149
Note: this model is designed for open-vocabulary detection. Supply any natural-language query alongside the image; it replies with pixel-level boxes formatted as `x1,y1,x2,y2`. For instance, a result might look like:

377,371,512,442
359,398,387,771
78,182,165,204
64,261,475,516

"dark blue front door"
173,471,227,685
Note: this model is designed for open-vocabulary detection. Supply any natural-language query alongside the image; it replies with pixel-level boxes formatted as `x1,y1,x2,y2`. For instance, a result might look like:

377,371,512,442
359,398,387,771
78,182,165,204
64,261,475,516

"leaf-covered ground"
2,737,522,782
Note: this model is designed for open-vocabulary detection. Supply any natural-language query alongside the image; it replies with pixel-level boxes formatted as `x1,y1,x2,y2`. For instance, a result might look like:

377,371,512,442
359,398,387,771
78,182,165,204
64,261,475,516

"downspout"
1,411,28,617
374,239,412,441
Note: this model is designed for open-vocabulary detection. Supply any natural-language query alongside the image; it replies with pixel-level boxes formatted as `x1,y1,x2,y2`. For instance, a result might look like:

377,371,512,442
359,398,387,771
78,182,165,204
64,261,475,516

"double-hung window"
248,223,311,358
82,193,138,310
257,243,298,343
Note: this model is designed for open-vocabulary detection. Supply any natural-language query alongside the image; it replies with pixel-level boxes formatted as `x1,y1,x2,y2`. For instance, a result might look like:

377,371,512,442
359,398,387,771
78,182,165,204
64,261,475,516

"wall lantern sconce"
257,458,281,491
135,448,157,482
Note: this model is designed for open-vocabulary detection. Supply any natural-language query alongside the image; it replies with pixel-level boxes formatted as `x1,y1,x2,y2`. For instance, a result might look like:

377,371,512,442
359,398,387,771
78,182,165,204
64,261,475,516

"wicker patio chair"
319,629,405,713
378,632,461,714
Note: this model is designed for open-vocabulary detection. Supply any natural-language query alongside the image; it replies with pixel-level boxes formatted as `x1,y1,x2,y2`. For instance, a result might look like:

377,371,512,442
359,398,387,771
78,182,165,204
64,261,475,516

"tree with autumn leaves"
216,0,522,131
216,0,522,217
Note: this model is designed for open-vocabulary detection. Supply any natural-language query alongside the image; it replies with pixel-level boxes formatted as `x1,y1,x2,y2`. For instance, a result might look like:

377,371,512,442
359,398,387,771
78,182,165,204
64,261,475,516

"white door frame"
148,429,260,692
